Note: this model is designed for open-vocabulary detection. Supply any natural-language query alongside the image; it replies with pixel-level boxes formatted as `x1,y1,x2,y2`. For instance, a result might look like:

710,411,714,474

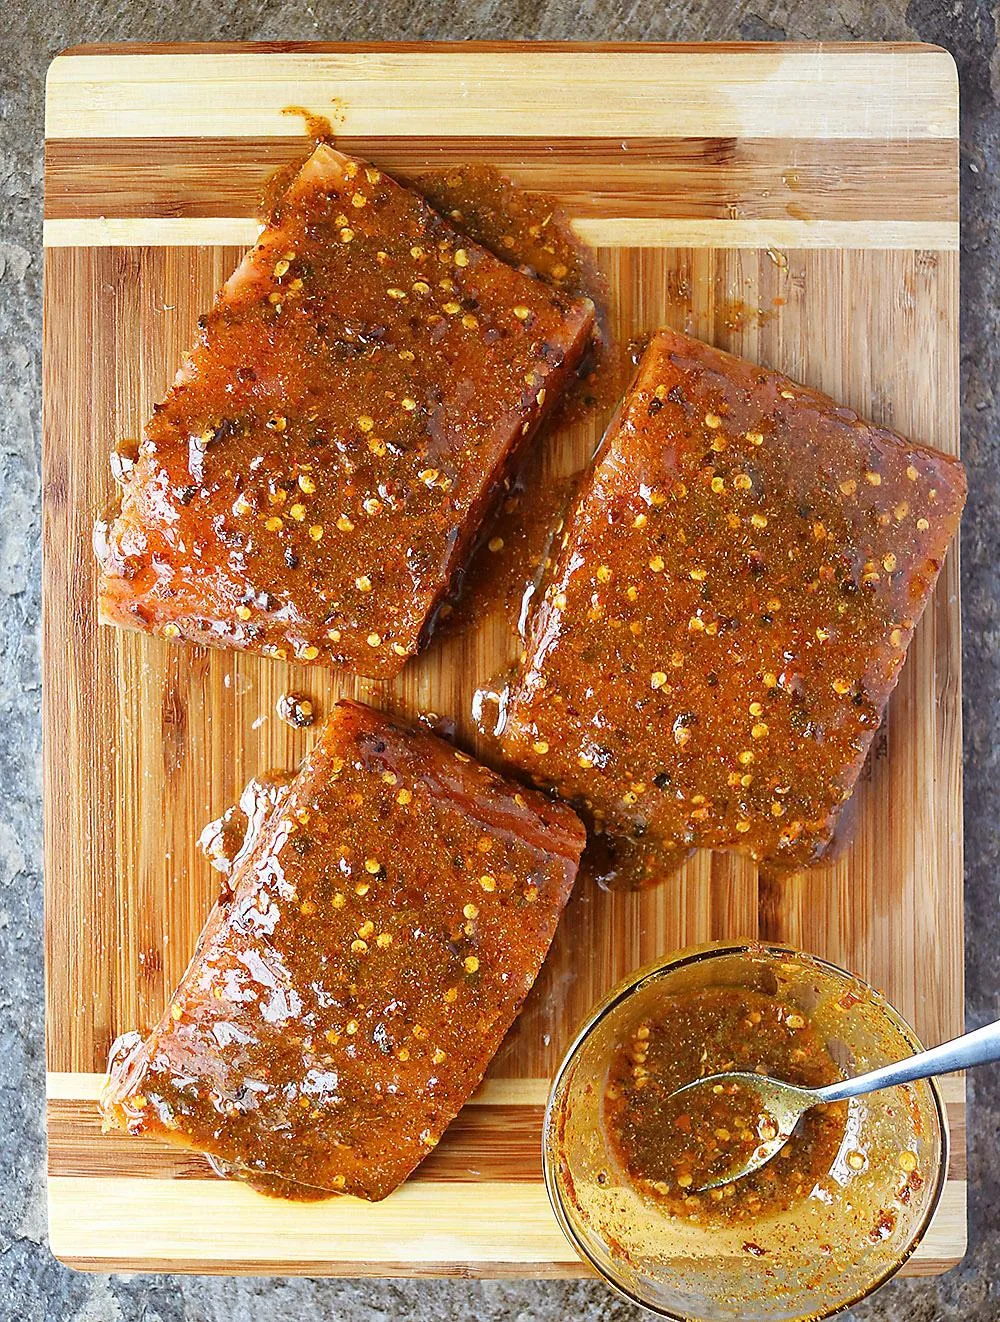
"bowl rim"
541,939,951,1322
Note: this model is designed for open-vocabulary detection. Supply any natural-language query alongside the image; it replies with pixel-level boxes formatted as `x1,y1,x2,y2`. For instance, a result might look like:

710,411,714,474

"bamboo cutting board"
43,42,965,1277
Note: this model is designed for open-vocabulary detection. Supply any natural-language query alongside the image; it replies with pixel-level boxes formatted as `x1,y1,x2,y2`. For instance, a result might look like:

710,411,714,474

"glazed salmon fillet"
95,145,594,678
101,701,585,1201
500,330,966,869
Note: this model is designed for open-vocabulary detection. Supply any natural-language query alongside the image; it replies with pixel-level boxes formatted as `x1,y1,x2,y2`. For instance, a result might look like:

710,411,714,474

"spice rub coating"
96,145,594,678
501,329,966,866
101,701,585,1201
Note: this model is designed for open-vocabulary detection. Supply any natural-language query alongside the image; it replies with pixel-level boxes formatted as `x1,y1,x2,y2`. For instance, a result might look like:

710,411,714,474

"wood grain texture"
43,42,964,1278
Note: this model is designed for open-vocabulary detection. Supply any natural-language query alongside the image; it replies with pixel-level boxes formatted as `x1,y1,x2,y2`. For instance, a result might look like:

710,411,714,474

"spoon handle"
815,1019,1000,1104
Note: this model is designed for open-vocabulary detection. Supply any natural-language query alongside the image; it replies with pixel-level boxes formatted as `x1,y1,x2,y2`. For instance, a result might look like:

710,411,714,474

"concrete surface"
2,1,997,1318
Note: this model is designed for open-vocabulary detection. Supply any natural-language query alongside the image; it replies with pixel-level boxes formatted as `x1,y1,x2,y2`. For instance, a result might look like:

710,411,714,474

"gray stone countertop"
3,3,997,1318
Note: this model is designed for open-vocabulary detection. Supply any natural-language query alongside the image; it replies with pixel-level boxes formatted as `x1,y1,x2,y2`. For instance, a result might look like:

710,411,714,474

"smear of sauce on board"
276,692,318,729
259,106,341,220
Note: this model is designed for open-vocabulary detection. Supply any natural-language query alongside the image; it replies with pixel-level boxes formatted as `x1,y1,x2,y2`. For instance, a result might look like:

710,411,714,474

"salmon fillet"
101,701,585,1200
96,145,594,678
500,330,966,868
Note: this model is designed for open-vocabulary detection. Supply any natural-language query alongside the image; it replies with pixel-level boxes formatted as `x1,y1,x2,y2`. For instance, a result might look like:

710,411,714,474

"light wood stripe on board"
45,1174,968,1275
45,48,958,141
42,216,959,251
43,137,958,224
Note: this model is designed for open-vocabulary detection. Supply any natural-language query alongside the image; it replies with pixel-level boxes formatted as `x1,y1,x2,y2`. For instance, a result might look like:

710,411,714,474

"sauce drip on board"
603,987,847,1223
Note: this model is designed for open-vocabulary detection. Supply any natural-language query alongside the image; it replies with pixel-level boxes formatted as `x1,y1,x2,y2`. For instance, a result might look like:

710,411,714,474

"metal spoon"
668,1019,1000,1191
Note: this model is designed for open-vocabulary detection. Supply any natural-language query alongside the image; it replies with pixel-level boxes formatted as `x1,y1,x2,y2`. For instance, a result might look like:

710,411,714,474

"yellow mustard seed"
479,874,496,892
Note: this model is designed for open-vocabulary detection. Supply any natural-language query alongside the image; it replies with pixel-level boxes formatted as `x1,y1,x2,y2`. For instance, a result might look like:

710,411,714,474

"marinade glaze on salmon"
96,145,594,678
101,701,585,1201
501,330,966,868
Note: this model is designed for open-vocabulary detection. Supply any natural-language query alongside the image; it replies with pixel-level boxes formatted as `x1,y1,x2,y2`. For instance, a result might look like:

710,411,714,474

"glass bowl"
543,942,948,1321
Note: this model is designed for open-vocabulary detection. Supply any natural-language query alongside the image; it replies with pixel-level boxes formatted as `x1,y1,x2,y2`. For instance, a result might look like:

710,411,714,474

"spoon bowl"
667,1072,825,1190
670,1014,1000,1192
